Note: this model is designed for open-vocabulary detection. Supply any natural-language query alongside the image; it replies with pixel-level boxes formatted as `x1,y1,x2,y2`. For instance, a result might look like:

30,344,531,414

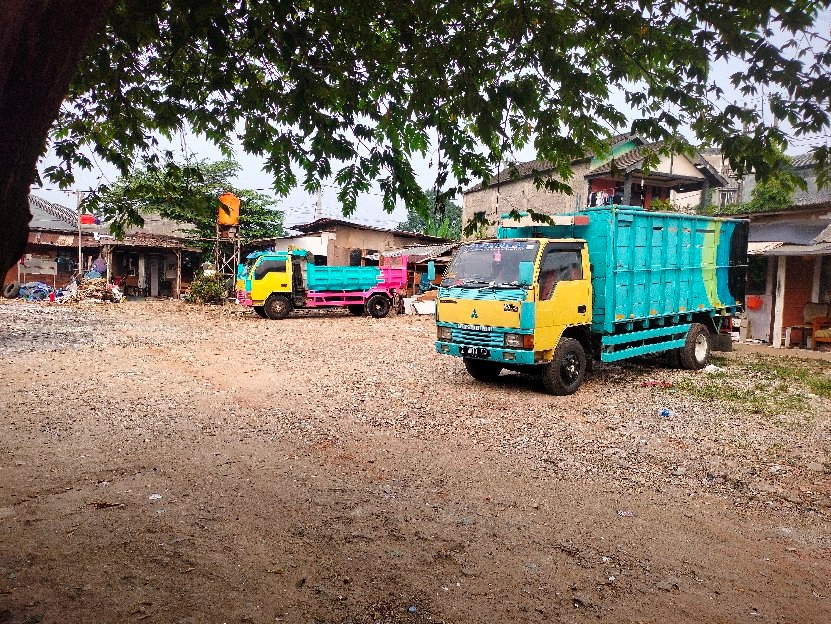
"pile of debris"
62,278,123,303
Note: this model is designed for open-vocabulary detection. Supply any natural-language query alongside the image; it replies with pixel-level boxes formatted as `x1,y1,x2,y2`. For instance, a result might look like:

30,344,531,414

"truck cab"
436,237,592,393
236,249,309,319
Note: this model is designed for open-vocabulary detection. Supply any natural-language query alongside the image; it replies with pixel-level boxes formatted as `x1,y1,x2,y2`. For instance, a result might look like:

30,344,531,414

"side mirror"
518,261,534,286
427,261,436,281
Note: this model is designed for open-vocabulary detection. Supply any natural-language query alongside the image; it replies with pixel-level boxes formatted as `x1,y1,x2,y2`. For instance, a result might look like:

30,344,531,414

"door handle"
578,305,586,314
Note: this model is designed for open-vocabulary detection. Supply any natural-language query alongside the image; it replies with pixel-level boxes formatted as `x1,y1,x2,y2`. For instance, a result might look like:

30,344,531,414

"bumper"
435,341,537,365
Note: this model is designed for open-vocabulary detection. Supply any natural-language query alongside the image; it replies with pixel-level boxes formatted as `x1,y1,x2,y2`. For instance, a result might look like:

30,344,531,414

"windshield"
238,255,260,279
442,241,539,287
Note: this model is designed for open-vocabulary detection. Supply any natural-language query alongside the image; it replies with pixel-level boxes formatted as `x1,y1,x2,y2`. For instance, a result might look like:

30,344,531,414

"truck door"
535,242,591,350
251,257,289,302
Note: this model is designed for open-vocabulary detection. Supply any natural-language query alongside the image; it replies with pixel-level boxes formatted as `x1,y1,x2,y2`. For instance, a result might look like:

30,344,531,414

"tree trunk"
0,0,111,277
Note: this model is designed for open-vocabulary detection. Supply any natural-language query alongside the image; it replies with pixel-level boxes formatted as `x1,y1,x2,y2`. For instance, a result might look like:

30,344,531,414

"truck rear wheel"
264,294,291,320
3,281,20,298
541,337,586,395
679,323,710,370
366,294,391,318
347,305,365,316
464,358,503,381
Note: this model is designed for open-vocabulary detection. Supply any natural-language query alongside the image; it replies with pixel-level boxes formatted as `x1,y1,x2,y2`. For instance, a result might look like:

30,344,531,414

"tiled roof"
28,195,78,232
585,143,728,186
465,133,637,192
585,143,662,177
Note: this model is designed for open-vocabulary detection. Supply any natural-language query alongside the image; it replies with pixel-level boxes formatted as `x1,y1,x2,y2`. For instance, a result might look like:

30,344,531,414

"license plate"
460,346,490,358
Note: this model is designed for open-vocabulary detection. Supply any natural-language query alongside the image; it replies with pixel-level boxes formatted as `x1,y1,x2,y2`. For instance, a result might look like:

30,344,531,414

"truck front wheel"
464,358,503,381
541,337,586,395
679,323,710,370
366,294,391,318
264,294,292,320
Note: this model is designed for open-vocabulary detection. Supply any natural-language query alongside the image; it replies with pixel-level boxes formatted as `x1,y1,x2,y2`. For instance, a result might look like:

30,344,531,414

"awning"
750,241,831,256
747,241,783,255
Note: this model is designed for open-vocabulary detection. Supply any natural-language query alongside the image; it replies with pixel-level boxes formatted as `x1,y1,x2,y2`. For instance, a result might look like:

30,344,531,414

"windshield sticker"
469,242,527,250
493,250,502,261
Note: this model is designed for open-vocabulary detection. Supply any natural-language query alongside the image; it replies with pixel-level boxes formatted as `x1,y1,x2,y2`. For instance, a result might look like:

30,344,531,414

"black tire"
3,281,20,299
366,294,391,318
253,306,268,318
347,304,365,316
464,358,503,381
263,294,292,320
679,323,711,370
541,337,587,395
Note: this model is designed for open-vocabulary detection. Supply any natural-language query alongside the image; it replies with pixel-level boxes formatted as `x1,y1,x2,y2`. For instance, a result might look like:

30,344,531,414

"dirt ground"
1,299,830,624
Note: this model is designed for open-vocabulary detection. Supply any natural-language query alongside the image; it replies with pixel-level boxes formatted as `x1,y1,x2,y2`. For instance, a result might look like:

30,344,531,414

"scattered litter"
17,281,53,301
62,278,123,303
617,510,635,517
641,380,673,388
704,364,721,373
148,493,162,501
659,408,673,418
407,606,418,614
90,501,125,509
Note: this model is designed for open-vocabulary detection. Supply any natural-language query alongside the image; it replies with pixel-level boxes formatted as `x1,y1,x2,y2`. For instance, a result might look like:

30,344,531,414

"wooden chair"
813,314,831,350
786,302,830,349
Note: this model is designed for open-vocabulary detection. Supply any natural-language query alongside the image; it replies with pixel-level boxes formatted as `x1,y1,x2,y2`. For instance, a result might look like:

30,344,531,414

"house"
243,218,450,266
734,155,831,347
381,242,460,296
462,135,727,236
2,195,201,298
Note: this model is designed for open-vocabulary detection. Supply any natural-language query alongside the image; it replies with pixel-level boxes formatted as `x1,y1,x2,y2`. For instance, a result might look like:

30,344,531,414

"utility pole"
315,187,323,220
75,190,84,280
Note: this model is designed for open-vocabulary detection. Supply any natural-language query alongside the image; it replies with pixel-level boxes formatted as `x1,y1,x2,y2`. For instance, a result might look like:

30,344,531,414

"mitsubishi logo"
471,309,478,319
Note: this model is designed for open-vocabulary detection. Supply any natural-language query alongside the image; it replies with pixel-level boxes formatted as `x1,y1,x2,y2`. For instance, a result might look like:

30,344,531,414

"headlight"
504,333,533,349
437,326,453,341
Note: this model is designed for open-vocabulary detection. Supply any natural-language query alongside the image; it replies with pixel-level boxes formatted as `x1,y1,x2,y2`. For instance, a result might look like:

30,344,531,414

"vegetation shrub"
186,272,227,305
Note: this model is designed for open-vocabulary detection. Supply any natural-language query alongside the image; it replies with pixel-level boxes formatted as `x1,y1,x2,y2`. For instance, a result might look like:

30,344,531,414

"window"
745,256,768,296
254,259,287,280
538,244,583,300
349,249,362,266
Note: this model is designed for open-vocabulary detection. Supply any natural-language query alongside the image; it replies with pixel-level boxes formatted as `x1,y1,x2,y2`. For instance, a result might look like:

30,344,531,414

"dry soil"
0,299,829,624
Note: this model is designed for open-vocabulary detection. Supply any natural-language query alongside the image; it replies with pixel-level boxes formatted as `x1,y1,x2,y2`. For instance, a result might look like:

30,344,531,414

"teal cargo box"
497,205,748,335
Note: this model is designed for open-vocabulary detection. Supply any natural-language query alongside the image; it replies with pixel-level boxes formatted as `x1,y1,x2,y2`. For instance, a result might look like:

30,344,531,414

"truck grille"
452,328,503,347
439,287,525,301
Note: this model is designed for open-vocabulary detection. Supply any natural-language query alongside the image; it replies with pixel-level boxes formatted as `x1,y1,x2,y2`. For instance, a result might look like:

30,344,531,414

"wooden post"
622,173,633,205
772,257,787,348
812,256,822,302
699,178,711,212
104,244,112,284
176,249,182,298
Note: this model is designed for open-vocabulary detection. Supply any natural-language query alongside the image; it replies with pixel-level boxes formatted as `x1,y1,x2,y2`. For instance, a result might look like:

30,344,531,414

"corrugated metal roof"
381,243,459,259
291,218,450,243
749,222,828,245
813,224,831,244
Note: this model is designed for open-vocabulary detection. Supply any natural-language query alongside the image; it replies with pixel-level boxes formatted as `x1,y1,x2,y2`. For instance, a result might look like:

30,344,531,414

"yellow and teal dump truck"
237,248,407,319
435,205,748,394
